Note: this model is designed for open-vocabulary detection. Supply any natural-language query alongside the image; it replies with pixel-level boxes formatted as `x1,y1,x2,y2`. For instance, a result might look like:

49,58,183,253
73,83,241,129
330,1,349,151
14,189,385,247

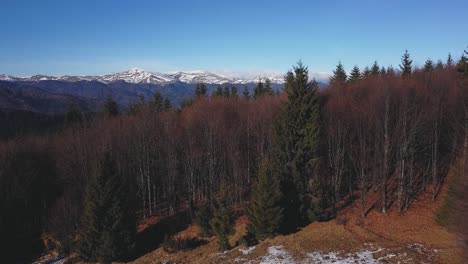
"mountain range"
0,68,322,114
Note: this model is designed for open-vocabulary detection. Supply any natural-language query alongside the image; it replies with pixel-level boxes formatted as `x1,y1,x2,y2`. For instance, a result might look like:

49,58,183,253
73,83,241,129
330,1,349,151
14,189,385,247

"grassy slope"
132,166,464,264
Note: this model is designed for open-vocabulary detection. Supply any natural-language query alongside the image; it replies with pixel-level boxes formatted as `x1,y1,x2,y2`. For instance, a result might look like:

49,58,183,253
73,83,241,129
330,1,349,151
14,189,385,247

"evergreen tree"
247,159,283,241
348,65,362,82
194,202,213,237
195,83,208,97
436,60,444,70
77,152,136,262
150,91,164,112
400,50,413,77
181,98,193,109
209,186,234,250
242,87,250,99
104,97,119,116
65,104,83,125
330,62,347,84
222,86,230,97
447,53,454,67
371,61,380,75
387,66,396,75
253,79,265,98
272,62,321,231
265,78,274,95
363,66,371,78
163,98,171,111
230,86,238,98
213,85,224,97
380,66,387,75
424,59,434,72
457,50,468,77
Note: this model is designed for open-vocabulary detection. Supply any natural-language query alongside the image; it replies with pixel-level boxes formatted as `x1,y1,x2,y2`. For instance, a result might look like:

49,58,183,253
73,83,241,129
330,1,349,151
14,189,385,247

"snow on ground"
233,243,435,264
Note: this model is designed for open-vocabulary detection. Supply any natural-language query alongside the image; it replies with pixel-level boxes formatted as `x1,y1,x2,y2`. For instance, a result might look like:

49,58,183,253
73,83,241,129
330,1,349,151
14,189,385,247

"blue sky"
0,0,467,78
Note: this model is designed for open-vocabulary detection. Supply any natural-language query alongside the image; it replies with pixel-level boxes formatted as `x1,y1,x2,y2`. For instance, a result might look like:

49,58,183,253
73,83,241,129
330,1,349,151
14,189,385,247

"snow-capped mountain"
0,68,285,85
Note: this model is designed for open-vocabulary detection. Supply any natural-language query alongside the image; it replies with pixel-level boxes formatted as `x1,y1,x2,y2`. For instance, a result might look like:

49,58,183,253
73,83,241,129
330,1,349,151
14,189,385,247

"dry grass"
132,167,464,264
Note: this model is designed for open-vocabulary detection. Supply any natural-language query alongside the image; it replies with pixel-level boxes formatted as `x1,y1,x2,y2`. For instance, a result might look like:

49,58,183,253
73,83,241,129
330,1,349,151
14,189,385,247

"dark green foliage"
230,86,238,98
400,50,413,77
104,97,119,116
209,186,234,250
195,83,208,97
223,86,230,97
272,62,321,231
348,65,362,82
254,79,265,98
247,159,283,241
242,87,251,99
213,85,224,97
436,60,444,70
265,78,274,95
330,62,347,84
164,98,171,111
380,66,387,75
457,50,467,77
424,59,434,72
195,203,213,237
180,98,194,109
127,96,146,115
162,235,206,253
64,104,83,125
77,152,136,262
363,66,371,77
150,91,164,112
447,53,454,67
371,61,380,75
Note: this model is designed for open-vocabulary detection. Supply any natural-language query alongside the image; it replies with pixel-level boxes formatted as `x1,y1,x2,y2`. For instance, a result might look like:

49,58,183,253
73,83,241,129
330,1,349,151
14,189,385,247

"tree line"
0,50,466,262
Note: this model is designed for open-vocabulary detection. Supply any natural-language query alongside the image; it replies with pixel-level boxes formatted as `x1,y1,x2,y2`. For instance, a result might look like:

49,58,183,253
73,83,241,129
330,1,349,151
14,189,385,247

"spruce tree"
330,62,347,84
400,50,413,77
424,59,434,72
194,202,213,237
265,78,274,95
380,66,387,75
272,62,321,231
163,98,171,111
253,79,265,99
104,97,119,116
247,159,283,241
223,86,231,97
371,61,380,75
195,83,207,97
230,86,238,98
209,186,234,250
436,60,444,70
150,91,164,112
213,85,224,97
363,66,371,78
242,87,250,99
77,152,136,262
348,65,362,82
447,53,454,67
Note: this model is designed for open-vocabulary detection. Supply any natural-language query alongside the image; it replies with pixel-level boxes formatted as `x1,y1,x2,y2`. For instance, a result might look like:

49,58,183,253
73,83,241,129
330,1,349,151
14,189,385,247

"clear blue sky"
1,0,467,77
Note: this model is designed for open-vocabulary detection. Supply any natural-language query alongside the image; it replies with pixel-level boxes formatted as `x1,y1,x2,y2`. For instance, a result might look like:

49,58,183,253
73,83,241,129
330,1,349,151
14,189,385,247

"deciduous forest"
0,51,467,263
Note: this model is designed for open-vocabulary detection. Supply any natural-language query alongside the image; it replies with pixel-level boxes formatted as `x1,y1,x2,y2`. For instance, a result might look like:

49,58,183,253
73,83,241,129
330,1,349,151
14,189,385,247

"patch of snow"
239,246,256,255
260,245,295,264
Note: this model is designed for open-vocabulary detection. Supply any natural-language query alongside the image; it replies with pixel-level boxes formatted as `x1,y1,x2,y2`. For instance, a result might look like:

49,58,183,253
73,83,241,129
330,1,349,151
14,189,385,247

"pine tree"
195,202,213,237
65,104,83,124
457,50,468,77
424,59,434,72
104,97,119,116
242,87,250,99
230,86,238,98
223,86,231,97
436,60,444,70
400,50,413,77
447,53,454,67
371,61,380,75
348,65,362,82
265,78,274,95
195,83,207,97
272,62,321,231
387,66,396,75
210,186,234,250
253,79,265,99
213,85,224,97
363,66,371,78
330,62,347,84
150,91,164,112
163,98,171,111
380,66,387,75
77,152,136,262
247,159,283,241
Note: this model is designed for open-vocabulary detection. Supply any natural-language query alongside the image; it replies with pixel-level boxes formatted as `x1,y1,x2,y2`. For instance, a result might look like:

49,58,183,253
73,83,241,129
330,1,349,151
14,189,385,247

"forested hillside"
0,51,466,263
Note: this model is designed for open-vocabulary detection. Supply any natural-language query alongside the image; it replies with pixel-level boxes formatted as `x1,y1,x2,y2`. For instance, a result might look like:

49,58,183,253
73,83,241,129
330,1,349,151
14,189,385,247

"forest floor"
132,171,464,263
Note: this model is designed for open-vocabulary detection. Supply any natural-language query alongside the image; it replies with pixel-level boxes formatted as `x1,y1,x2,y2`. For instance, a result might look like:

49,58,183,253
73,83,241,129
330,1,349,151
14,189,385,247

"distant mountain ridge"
0,68,286,85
